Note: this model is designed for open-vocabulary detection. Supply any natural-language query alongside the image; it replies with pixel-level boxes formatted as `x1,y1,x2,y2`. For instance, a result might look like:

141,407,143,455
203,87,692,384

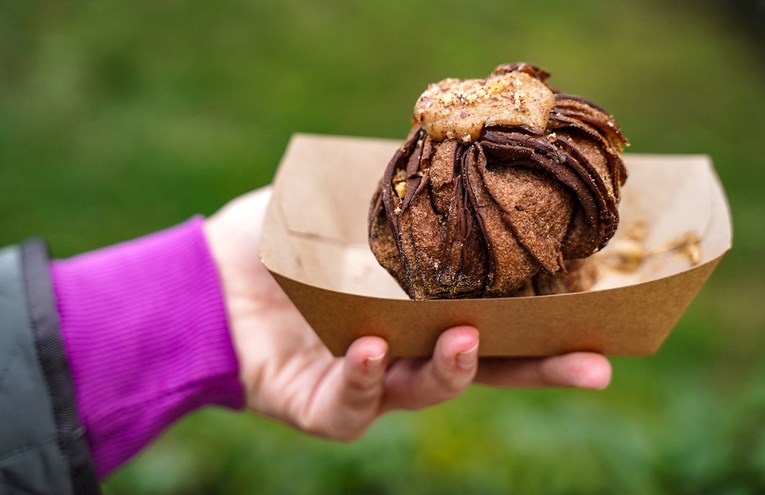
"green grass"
2,0,765,493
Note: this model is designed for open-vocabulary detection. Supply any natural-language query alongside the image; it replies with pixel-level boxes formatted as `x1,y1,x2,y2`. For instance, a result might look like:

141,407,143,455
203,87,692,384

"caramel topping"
413,72,555,142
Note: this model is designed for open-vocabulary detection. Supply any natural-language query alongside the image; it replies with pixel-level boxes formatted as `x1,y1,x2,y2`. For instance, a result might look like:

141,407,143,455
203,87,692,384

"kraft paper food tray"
261,133,732,357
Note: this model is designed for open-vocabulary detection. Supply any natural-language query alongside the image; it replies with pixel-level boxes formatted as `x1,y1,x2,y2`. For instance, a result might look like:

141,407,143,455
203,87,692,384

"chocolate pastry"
369,63,628,300
509,259,600,297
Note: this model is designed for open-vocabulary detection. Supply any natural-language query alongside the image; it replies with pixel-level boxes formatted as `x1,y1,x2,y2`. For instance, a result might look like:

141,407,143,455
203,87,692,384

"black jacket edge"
21,239,102,495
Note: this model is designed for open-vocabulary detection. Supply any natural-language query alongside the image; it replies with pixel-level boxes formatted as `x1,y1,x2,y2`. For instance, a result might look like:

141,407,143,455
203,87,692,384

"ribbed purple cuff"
51,217,244,479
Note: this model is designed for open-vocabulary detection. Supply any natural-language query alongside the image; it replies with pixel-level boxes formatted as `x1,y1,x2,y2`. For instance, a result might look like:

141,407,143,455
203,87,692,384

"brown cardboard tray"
261,134,732,357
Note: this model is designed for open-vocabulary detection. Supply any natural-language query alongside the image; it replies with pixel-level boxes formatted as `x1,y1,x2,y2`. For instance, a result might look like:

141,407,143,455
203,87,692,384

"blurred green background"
2,0,764,493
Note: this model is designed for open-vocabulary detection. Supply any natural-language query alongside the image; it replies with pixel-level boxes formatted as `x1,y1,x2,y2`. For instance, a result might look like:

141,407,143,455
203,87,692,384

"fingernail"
456,343,478,370
365,353,386,373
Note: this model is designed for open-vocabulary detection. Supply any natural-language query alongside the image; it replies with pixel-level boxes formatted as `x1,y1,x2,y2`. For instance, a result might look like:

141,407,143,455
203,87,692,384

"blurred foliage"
2,0,765,493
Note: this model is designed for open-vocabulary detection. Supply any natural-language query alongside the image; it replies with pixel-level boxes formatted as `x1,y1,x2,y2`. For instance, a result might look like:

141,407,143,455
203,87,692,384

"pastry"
369,63,627,299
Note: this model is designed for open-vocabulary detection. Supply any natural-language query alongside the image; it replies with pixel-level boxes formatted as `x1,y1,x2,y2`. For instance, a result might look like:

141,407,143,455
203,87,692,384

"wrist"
53,217,244,477
203,187,274,411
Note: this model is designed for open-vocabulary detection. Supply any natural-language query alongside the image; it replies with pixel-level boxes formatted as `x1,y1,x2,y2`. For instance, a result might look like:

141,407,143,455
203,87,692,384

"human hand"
204,187,611,441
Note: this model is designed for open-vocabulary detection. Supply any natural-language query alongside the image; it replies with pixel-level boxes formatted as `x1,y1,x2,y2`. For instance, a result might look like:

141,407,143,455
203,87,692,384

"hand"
204,187,611,441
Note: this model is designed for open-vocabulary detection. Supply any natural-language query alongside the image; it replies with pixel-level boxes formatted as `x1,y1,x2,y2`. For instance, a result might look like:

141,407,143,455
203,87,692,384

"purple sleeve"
50,217,244,479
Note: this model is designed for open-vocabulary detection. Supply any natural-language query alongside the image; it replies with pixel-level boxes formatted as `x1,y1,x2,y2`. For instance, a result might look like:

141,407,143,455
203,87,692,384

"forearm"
52,217,244,478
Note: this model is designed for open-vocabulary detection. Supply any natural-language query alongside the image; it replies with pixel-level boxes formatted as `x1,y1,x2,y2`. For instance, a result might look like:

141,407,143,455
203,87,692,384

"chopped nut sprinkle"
413,71,555,143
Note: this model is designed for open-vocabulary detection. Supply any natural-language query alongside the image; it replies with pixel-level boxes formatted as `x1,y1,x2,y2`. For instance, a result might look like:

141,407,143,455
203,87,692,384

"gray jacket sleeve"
0,240,100,495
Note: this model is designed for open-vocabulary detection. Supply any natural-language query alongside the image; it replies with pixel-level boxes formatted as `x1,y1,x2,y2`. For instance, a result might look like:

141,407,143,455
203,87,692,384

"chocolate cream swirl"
369,63,628,300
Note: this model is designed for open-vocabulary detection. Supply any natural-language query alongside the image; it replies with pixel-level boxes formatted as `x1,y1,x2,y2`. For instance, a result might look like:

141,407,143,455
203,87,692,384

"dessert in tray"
369,63,628,299
259,62,730,356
